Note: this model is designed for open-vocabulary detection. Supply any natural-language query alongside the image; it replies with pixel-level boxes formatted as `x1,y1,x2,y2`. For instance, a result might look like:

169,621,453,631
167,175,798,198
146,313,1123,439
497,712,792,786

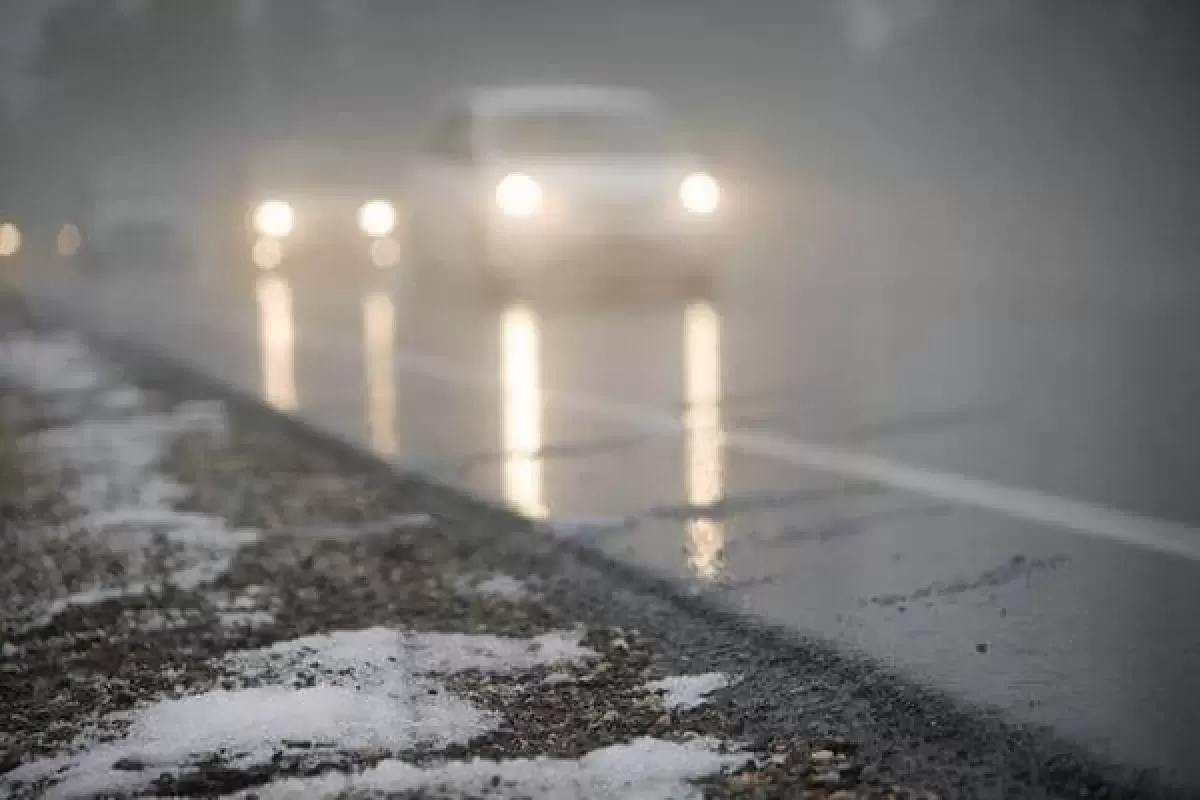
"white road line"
54,283,1200,564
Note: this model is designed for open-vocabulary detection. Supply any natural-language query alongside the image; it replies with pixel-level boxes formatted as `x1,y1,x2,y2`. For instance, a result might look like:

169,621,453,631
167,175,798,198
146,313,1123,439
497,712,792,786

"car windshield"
488,109,671,157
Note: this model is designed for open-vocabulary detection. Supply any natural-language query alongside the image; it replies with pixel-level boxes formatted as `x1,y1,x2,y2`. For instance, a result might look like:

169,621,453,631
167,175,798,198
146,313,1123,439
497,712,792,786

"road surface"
15,173,1200,790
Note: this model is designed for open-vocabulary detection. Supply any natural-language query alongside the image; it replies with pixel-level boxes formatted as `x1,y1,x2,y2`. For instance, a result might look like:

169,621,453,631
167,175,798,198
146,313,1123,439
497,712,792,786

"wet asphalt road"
13,175,1200,789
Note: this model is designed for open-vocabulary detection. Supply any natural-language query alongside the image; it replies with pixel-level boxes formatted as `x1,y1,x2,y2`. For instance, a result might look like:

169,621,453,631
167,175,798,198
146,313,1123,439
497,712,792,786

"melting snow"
0,333,104,396
218,609,276,629
241,736,743,800
221,626,596,682
644,673,738,711
99,385,142,411
455,573,529,602
0,332,253,628
3,627,598,799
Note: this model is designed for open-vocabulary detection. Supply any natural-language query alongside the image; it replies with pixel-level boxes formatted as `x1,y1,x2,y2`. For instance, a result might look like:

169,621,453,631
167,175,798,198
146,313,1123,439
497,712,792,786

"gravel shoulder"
0,294,1185,799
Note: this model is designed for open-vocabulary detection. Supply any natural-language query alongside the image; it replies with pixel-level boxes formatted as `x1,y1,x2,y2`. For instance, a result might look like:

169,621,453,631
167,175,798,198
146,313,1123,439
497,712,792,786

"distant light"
57,224,82,257
253,201,295,238
358,200,397,237
0,223,20,257
495,174,542,218
680,173,720,215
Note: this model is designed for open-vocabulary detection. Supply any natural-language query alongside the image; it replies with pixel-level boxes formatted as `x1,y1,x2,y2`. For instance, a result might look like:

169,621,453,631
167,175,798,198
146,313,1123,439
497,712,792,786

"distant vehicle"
404,85,726,296
241,139,403,272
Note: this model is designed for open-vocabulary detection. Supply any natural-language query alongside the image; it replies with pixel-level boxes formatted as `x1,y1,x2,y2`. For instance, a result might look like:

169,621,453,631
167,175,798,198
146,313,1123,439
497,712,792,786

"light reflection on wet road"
19,185,1200,787
682,300,726,580
500,303,546,519
363,289,398,456
255,274,297,412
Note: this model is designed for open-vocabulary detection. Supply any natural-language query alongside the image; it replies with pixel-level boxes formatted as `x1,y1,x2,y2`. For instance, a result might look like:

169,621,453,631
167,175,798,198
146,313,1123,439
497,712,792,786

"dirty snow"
455,572,529,602
221,626,597,682
644,673,738,711
218,609,276,629
0,332,254,629
2,627,600,799
0,332,104,396
241,736,744,800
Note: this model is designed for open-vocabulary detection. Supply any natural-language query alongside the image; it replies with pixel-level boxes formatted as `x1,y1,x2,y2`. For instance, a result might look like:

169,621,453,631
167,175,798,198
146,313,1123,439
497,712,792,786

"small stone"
610,638,629,654
976,642,989,654
811,749,835,763
602,710,619,723
112,757,146,772
812,769,842,786
769,753,788,766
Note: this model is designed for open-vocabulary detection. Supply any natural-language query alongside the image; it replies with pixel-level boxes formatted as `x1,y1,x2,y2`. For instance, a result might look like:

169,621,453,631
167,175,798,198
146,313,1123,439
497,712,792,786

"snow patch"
221,626,595,683
99,385,142,411
218,610,275,629
542,670,575,686
455,573,529,602
4,627,596,798
644,673,738,711
0,331,250,625
0,333,104,396
240,736,743,800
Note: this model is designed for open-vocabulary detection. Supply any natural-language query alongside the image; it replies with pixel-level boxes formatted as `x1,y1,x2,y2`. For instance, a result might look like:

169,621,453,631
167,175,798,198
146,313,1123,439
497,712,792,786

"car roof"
463,85,659,118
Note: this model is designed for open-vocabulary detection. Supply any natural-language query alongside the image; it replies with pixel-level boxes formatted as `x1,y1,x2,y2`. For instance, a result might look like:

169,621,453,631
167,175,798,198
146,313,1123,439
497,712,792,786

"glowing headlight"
358,200,397,237
253,200,295,238
680,173,720,215
495,174,542,218
0,222,21,257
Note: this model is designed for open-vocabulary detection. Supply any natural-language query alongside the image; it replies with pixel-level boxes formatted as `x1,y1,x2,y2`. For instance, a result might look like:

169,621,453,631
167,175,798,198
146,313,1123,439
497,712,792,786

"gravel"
0,297,1187,799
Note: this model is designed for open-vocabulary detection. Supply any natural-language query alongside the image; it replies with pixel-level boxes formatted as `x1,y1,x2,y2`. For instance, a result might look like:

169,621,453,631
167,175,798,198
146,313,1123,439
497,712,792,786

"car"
403,84,727,296
241,139,404,274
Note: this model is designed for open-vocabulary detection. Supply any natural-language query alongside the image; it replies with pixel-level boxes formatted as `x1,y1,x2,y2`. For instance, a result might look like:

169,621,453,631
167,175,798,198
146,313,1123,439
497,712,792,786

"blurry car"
404,84,726,295
241,140,404,273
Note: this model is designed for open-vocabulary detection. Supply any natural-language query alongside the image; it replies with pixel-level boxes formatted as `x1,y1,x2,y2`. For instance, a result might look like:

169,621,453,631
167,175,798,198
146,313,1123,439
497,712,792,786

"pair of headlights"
495,172,721,218
252,200,397,239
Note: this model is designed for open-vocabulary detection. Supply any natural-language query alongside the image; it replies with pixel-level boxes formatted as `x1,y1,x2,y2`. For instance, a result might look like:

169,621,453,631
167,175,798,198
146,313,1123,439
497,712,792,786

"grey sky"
0,0,941,119
0,0,70,117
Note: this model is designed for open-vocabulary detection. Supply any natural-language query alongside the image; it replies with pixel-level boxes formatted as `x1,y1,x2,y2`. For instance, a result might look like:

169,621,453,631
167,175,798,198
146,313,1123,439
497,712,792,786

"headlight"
253,200,295,238
358,200,397,237
0,222,21,257
495,174,542,218
680,173,720,215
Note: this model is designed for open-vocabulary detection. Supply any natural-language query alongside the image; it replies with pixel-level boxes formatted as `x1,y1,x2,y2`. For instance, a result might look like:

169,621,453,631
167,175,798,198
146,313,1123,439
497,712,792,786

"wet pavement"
13,178,1200,789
